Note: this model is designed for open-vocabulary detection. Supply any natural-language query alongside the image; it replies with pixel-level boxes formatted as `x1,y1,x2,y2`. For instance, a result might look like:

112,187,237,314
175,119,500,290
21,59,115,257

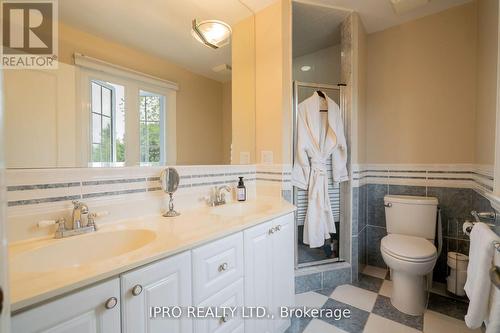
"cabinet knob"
276,225,281,231
218,262,228,272
104,297,118,309
219,316,228,325
132,284,143,296
269,227,275,235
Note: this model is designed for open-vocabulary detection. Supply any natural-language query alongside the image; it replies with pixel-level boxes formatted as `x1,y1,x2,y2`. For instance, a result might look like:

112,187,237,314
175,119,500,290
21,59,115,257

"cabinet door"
12,278,121,333
121,251,192,333
271,214,295,333
243,220,273,333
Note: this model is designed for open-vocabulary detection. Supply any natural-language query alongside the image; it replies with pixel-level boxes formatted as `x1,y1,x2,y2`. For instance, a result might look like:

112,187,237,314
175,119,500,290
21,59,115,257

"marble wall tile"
358,228,367,272
351,236,359,280
472,190,494,214
352,187,359,234
323,266,351,289
388,185,426,196
359,185,367,232
295,273,322,294
427,187,473,220
366,225,387,268
367,184,388,228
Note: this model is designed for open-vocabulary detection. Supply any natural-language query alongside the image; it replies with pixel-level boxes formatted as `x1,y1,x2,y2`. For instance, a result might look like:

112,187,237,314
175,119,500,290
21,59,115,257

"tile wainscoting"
351,164,498,283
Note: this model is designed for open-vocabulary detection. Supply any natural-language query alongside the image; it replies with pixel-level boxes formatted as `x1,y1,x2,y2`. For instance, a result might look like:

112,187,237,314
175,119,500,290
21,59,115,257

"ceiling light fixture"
300,65,312,72
191,19,232,49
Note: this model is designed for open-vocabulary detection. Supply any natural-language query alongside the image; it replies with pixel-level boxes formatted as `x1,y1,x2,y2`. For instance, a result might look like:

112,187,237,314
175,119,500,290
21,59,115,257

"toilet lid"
381,234,436,261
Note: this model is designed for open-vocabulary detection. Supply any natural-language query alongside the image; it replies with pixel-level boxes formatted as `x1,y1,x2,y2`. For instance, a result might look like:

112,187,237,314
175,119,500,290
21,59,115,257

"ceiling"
296,0,473,34
292,2,348,57
60,0,474,82
59,0,259,82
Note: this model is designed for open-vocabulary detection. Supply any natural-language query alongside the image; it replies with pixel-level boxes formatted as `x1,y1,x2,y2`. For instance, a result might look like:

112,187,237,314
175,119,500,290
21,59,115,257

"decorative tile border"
351,164,494,194
255,164,292,191
6,165,257,210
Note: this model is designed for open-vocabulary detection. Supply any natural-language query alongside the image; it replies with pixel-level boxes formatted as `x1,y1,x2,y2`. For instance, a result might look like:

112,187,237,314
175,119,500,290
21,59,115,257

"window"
140,90,165,164
90,80,125,164
76,54,178,166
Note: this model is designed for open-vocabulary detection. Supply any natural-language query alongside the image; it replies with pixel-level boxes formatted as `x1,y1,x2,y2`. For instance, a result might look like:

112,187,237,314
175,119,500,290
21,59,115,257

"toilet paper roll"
463,221,474,236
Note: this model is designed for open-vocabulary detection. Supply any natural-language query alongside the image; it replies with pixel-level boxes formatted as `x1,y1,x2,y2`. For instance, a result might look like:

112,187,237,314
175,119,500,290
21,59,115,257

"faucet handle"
38,218,65,228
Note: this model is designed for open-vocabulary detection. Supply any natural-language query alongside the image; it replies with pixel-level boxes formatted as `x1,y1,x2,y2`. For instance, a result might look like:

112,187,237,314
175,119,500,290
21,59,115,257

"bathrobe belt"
309,157,330,213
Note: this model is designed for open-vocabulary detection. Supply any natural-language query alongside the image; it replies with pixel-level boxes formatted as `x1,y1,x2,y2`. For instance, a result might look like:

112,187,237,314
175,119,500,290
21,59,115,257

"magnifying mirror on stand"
160,167,180,217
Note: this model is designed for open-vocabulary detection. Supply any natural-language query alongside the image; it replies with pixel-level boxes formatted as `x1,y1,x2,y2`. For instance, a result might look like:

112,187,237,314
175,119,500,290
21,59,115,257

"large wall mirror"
4,0,256,168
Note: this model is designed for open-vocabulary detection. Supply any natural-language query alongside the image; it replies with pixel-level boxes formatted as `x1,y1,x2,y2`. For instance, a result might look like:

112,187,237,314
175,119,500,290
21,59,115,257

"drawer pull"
269,227,275,234
218,262,229,272
132,284,143,296
219,316,228,324
276,225,281,231
104,297,118,309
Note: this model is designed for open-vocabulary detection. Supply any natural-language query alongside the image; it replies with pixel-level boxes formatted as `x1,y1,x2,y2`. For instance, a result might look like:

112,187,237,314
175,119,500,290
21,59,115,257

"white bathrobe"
292,92,348,248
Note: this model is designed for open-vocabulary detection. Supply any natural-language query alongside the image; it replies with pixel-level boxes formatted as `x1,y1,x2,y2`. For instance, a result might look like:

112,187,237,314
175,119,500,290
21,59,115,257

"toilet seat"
381,234,436,263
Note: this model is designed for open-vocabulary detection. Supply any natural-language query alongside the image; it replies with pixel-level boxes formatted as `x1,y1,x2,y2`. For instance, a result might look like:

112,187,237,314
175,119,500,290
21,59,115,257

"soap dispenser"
237,177,246,201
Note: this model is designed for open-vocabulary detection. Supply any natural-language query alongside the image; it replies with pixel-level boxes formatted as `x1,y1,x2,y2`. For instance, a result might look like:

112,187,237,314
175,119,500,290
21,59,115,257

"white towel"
485,252,499,333
464,222,500,329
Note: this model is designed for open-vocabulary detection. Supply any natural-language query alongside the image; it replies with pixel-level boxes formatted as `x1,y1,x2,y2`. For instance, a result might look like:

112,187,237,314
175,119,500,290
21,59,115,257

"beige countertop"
9,197,296,312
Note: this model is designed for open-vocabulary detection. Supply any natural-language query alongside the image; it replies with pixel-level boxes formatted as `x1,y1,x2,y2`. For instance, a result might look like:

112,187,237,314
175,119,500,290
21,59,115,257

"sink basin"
10,229,156,274
210,202,272,217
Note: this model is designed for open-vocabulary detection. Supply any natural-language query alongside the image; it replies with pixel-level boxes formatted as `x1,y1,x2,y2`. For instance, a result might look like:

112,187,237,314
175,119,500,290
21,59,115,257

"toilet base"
391,269,428,315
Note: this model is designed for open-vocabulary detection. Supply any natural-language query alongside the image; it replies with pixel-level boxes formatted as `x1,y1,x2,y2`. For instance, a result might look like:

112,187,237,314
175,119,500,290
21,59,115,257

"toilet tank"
384,195,438,239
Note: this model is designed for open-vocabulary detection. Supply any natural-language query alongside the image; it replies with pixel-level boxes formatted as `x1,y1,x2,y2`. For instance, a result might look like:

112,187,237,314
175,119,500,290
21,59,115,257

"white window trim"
75,53,177,167
74,53,179,91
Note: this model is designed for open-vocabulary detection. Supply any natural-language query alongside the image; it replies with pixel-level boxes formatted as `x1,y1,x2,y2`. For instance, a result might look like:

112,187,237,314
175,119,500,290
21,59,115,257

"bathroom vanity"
10,199,295,333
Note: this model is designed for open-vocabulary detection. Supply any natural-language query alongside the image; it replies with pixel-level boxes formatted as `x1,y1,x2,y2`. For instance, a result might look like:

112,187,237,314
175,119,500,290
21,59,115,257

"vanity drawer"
193,278,244,333
192,232,243,303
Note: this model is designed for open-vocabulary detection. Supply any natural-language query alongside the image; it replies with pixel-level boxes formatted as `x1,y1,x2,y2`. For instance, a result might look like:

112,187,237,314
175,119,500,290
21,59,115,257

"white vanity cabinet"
11,212,295,333
12,278,121,333
244,213,295,333
120,251,192,333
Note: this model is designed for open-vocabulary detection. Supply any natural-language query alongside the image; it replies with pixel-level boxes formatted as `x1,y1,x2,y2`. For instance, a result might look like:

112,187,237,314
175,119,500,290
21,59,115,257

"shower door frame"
292,81,348,269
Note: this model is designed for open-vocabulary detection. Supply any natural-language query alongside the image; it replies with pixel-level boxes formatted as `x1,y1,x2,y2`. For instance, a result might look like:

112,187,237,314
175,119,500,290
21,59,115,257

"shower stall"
292,82,347,268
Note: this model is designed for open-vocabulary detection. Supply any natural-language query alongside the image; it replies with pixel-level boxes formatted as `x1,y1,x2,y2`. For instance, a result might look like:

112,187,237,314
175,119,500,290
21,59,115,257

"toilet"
380,195,438,315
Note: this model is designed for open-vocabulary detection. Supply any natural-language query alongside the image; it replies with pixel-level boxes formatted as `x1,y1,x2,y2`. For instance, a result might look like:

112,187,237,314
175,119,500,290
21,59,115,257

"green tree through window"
140,91,164,163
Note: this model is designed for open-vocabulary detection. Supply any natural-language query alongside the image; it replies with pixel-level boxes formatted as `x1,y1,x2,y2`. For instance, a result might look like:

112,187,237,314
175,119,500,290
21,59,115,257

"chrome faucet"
38,201,101,239
72,200,89,229
207,185,232,206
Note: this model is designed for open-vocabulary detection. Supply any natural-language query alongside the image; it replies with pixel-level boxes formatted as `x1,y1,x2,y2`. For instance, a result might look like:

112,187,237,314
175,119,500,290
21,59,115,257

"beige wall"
222,81,232,164
256,1,283,164
365,3,477,164
255,0,292,165
352,13,367,165
475,0,498,166
59,22,225,165
232,15,256,164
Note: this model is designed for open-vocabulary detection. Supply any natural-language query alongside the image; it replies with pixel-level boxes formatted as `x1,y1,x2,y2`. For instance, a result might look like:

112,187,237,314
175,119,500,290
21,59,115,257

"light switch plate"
240,152,250,164
261,151,274,165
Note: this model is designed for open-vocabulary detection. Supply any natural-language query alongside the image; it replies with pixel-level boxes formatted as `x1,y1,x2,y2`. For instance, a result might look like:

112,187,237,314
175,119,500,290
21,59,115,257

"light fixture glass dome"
191,19,232,49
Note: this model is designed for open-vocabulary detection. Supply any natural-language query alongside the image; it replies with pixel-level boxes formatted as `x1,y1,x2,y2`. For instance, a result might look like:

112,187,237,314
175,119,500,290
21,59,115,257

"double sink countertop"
9,197,296,312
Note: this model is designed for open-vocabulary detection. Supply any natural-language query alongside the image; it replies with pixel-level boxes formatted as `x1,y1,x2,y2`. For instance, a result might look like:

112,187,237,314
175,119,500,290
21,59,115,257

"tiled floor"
286,265,481,333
